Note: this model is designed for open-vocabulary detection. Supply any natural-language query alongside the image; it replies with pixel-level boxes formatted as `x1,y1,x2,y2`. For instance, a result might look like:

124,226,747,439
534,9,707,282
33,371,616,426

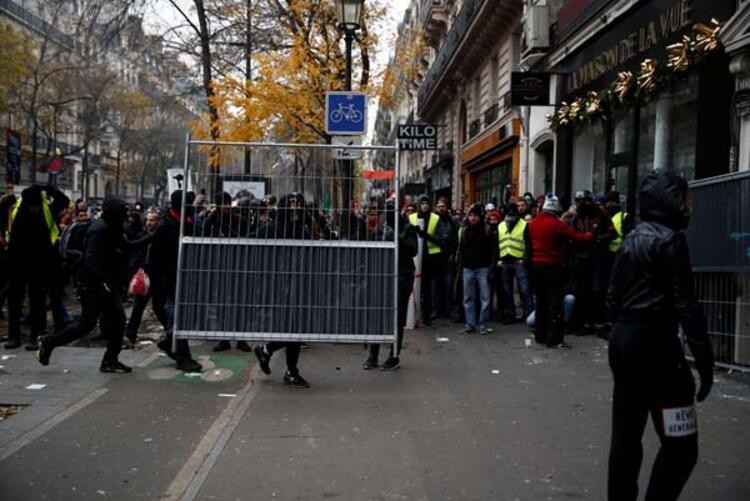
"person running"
606,172,713,501
37,196,132,372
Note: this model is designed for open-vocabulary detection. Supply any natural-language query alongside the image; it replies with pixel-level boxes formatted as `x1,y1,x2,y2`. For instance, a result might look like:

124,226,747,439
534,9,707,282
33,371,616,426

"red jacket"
528,211,592,266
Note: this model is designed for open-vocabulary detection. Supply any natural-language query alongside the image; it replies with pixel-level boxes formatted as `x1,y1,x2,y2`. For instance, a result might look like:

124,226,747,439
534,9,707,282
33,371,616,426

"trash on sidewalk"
436,337,450,343
183,372,202,378
525,339,532,347
217,393,237,398
63,369,70,373
143,437,153,443
26,384,46,390
1,355,17,361
491,369,500,375
139,340,154,346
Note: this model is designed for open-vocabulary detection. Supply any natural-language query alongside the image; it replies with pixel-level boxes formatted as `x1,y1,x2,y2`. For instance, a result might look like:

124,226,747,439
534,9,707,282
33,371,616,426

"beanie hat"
487,210,501,221
484,203,496,212
542,194,562,213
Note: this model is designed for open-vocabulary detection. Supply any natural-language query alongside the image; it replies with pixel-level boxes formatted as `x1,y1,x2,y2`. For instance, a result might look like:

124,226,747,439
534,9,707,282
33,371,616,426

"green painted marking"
141,353,250,383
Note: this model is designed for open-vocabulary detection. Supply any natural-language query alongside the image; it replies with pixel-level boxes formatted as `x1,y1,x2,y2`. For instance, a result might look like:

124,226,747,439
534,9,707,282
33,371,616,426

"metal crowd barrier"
173,139,400,345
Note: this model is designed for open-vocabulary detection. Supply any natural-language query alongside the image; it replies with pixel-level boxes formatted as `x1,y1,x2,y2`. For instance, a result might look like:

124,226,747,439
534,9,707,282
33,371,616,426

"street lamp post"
335,0,364,213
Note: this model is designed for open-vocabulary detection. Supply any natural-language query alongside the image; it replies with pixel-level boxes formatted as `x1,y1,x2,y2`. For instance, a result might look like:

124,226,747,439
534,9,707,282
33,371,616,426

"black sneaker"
176,357,202,372
236,341,252,352
283,371,310,388
213,340,231,352
157,339,177,360
380,357,400,371
459,327,475,334
480,326,494,335
254,346,271,375
100,360,133,373
36,335,53,366
362,357,379,370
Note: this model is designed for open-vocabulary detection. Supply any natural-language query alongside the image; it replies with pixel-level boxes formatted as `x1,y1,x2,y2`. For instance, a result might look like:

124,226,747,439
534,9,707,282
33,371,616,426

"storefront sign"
511,72,551,106
561,0,734,96
5,128,21,185
398,124,439,150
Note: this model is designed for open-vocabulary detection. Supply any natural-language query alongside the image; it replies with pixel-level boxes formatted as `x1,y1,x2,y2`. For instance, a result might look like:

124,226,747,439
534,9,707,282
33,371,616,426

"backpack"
59,220,91,264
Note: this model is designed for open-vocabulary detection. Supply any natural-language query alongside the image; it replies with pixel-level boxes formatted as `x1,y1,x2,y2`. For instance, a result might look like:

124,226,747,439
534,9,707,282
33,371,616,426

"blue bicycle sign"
325,91,367,135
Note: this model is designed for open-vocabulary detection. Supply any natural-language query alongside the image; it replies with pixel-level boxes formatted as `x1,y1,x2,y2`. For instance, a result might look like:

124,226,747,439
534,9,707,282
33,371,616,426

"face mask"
505,215,519,226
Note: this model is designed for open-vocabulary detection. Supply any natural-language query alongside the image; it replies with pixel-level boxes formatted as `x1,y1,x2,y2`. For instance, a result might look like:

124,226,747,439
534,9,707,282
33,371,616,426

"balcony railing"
417,0,483,113
419,0,445,26
468,119,481,139
483,103,499,128
0,0,73,47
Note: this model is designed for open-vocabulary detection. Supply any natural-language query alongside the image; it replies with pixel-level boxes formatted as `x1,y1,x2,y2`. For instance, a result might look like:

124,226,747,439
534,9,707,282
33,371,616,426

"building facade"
0,0,198,202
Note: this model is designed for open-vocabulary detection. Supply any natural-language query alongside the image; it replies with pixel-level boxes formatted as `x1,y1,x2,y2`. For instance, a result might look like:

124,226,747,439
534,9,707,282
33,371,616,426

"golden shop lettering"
567,0,695,93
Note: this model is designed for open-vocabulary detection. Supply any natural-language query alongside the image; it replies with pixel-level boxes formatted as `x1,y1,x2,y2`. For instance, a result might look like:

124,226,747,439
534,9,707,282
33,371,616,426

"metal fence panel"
689,272,750,371
174,140,399,344
687,171,750,272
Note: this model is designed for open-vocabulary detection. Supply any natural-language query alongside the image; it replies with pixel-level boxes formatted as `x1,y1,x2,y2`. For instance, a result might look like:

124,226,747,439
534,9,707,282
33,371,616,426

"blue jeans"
463,267,490,330
501,262,534,320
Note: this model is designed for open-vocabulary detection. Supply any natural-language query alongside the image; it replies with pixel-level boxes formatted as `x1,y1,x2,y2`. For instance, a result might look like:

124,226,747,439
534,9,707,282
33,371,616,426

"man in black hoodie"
253,193,311,388
152,190,202,373
6,185,69,350
37,196,132,372
606,172,713,501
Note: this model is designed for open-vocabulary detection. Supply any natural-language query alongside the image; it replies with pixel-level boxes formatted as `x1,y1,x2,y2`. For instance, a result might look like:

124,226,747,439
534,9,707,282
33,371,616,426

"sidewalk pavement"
1,321,749,500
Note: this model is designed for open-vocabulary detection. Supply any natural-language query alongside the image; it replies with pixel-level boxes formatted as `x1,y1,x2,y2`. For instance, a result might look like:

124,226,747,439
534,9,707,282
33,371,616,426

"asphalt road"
1,322,749,500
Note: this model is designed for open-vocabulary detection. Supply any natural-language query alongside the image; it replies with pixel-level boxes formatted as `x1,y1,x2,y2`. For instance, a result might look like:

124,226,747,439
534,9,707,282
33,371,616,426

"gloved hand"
696,366,713,402
416,227,427,238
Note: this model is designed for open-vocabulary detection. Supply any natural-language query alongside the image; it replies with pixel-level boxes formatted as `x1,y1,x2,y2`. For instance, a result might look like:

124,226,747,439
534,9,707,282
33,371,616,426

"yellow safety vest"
498,219,526,259
7,192,59,245
609,211,626,253
409,212,441,254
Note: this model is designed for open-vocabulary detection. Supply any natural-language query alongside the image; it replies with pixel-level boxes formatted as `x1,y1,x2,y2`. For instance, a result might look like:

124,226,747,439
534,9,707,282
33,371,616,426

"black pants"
370,273,414,360
266,342,301,375
126,290,169,340
531,264,565,345
608,322,698,501
8,266,46,343
162,295,192,359
48,285,126,363
421,253,442,324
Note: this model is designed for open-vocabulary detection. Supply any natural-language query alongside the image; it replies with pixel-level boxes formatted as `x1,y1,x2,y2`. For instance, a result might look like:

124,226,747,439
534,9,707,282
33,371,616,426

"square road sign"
325,91,367,136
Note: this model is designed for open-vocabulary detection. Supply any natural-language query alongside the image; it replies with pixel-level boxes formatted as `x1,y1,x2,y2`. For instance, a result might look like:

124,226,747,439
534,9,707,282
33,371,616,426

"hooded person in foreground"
37,196,133,373
606,171,713,501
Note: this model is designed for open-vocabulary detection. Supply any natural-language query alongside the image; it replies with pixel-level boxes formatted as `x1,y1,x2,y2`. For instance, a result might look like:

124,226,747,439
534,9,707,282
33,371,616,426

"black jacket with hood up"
606,172,713,374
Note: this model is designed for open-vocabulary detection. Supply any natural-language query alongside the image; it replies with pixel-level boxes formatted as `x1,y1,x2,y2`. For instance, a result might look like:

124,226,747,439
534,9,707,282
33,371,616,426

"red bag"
128,268,150,297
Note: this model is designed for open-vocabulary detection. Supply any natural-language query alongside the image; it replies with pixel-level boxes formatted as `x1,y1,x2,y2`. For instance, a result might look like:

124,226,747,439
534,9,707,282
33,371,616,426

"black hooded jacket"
607,172,712,372
78,196,130,291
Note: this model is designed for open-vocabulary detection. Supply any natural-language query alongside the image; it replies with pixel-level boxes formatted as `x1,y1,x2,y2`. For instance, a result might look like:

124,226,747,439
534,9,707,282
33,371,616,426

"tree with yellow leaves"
178,0,387,145
0,24,34,114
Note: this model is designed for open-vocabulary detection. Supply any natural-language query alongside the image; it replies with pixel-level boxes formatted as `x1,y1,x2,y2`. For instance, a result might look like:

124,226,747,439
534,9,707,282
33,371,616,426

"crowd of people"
403,188,631,349
0,170,715,500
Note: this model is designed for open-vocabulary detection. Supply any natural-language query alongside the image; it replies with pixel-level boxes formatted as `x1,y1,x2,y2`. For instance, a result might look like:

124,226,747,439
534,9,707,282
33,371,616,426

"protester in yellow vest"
605,191,632,254
408,194,444,327
5,185,69,350
497,203,534,323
